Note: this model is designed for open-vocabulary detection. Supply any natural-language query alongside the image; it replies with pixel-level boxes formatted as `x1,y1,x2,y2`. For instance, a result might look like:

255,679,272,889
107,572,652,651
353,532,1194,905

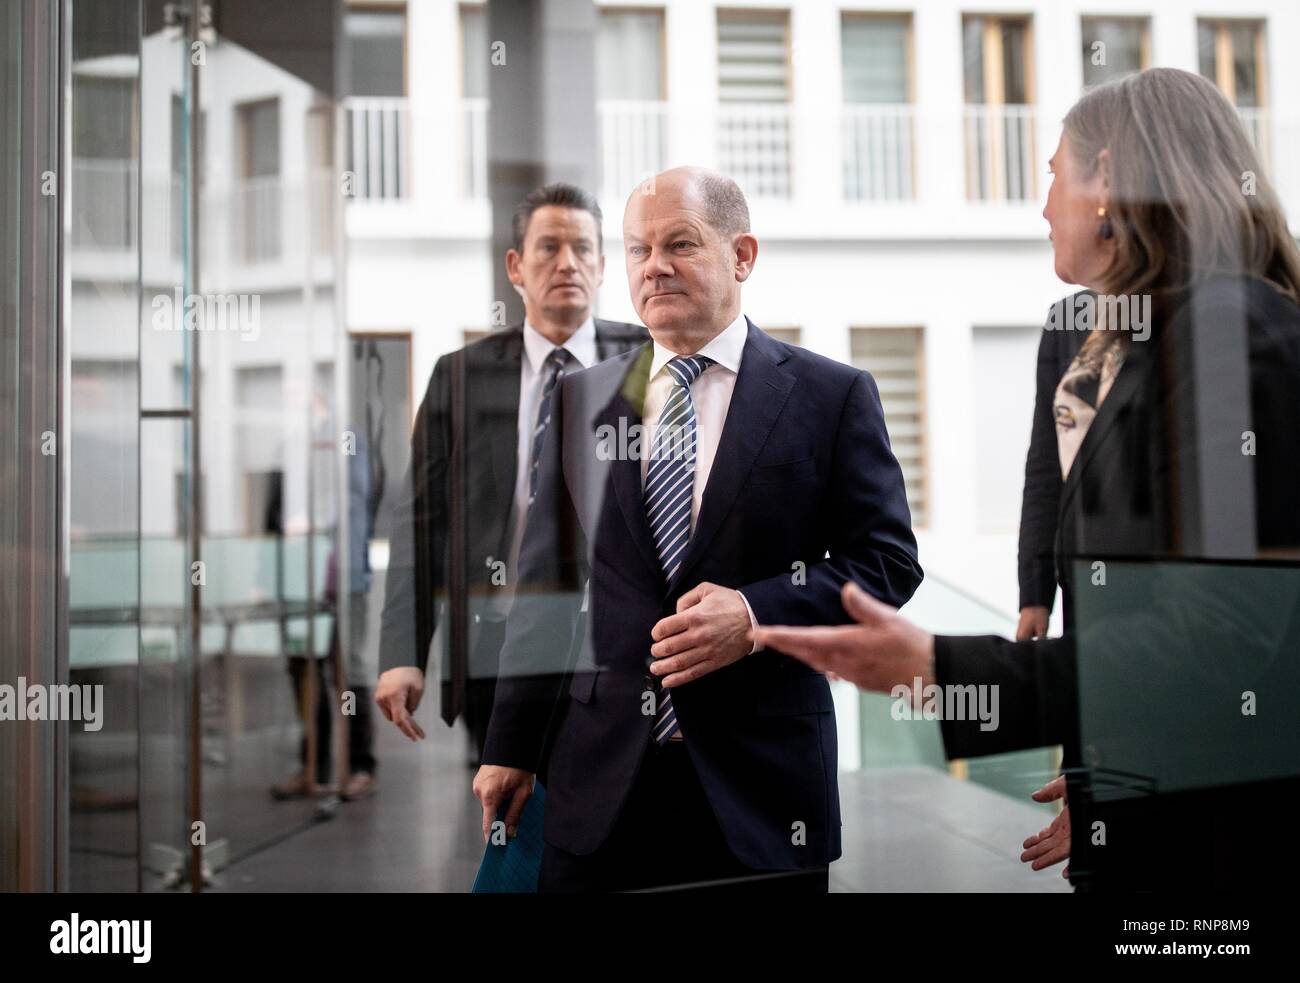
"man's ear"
505,248,524,287
733,233,758,283
595,251,605,289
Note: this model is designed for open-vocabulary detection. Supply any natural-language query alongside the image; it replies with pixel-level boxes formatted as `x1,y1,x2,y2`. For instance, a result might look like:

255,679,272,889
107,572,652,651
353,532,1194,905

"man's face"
623,179,742,343
506,205,604,326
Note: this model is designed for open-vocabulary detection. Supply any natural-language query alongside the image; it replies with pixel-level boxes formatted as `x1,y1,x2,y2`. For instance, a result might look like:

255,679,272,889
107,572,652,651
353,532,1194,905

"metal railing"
1238,107,1272,170
963,104,1036,202
843,104,916,201
718,102,793,199
344,96,409,201
233,175,283,263
596,99,667,201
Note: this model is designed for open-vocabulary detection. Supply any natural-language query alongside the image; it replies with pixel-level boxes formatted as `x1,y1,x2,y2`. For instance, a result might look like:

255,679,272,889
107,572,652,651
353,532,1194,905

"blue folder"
471,782,546,893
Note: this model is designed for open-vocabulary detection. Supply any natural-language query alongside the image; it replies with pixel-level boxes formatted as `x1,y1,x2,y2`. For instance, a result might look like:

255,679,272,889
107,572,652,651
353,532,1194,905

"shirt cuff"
736,589,763,654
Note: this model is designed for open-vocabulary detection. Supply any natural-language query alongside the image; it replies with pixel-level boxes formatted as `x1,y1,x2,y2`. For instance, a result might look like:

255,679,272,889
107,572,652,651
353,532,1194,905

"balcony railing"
963,104,1036,202
718,102,792,199
597,99,667,201
1238,107,1272,170
344,96,409,201
843,104,916,201
233,175,283,263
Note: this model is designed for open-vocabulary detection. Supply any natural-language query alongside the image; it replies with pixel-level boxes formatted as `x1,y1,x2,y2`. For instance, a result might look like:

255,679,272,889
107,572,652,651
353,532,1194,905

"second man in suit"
375,183,646,764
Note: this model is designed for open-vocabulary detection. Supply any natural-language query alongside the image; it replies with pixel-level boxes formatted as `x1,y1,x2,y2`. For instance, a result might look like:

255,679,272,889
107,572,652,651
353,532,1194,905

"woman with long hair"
754,67,1300,891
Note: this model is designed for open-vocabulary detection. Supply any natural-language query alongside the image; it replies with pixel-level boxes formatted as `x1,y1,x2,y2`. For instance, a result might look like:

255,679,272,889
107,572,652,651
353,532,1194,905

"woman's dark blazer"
935,276,1300,891
1017,293,1087,613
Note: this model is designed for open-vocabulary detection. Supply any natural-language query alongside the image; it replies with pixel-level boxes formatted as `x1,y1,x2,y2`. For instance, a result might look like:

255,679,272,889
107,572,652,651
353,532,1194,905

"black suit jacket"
483,320,923,870
377,319,648,725
1018,295,1088,611
936,277,1300,890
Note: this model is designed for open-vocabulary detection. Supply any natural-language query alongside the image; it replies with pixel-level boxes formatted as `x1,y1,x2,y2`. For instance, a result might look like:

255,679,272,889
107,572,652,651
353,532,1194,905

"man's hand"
750,581,935,693
1020,775,1071,878
374,666,427,742
649,581,753,688
1016,605,1050,641
472,765,534,843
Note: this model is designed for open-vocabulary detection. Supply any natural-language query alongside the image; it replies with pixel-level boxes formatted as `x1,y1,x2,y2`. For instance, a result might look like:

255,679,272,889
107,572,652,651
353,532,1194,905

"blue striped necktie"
529,347,572,503
644,354,713,744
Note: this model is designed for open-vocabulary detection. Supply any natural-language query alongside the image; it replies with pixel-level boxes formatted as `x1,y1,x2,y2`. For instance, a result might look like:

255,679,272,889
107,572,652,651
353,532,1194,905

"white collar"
522,317,597,373
648,312,749,381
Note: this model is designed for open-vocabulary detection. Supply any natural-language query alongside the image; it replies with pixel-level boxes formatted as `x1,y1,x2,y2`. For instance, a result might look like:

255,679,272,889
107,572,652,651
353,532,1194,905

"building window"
460,4,489,199
235,98,281,262
1080,17,1149,89
1198,19,1269,160
851,327,927,526
597,8,666,200
345,6,406,98
842,13,914,200
717,9,792,199
962,14,1035,201
343,6,409,200
70,76,135,250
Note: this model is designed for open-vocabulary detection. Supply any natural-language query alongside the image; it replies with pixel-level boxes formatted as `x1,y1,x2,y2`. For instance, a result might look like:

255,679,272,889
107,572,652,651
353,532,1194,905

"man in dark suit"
473,167,922,893
375,183,646,764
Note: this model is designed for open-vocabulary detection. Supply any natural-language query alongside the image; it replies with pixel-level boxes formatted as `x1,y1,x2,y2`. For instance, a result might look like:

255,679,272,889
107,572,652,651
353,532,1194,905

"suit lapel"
485,328,524,528
668,320,795,593
594,345,665,586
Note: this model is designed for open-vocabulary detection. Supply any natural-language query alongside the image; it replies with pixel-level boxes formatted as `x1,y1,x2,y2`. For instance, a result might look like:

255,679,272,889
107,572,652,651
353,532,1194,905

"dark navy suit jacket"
482,320,922,871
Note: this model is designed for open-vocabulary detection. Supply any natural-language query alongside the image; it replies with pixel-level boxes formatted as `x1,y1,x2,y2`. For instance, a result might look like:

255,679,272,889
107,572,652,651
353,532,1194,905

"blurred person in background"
374,183,645,766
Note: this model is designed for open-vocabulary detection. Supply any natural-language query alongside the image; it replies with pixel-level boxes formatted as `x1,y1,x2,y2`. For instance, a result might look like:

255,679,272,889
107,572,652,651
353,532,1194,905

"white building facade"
344,1,1300,764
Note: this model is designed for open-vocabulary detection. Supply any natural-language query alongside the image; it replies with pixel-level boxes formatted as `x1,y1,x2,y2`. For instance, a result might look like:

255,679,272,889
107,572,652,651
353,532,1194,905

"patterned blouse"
1054,333,1128,480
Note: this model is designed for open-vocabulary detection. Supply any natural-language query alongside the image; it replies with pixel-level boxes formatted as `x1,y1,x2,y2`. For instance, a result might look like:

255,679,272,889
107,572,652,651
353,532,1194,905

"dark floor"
206,697,1071,893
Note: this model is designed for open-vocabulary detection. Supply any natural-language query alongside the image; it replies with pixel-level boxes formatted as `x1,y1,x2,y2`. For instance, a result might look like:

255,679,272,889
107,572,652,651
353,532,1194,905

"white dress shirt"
640,311,762,649
488,317,597,618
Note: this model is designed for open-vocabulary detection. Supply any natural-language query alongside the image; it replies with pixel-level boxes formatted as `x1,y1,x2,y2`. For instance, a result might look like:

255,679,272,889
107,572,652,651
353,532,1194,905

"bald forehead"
624,173,705,223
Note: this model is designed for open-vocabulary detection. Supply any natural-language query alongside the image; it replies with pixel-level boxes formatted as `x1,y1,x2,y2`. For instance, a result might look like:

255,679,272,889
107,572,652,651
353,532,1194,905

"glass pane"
1081,18,1146,89
1231,22,1261,108
346,9,405,98
717,11,789,103
461,5,487,100
192,35,341,882
66,0,141,892
1197,21,1217,82
1001,21,1029,105
962,17,985,104
1074,559,1300,794
842,16,909,104
597,10,663,101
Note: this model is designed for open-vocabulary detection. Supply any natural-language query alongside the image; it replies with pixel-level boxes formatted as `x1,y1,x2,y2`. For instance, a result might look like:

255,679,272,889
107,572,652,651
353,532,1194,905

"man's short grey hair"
696,172,751,238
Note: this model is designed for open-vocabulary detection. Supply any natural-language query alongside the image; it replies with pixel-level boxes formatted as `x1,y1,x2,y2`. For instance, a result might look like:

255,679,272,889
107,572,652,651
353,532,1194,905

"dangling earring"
1097,206,1114,240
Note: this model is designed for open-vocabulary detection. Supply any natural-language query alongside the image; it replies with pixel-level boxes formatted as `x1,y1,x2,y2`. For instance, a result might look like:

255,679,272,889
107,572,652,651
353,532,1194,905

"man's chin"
541,302,591,325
